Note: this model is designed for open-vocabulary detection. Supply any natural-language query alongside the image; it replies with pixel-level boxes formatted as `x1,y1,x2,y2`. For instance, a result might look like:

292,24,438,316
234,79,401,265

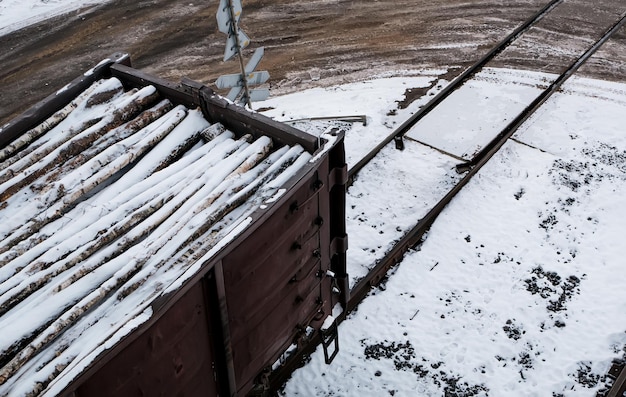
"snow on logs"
0,77,312,396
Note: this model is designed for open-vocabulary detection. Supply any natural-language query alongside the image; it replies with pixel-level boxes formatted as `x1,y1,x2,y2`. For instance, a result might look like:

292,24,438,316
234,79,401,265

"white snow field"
257,68,626,396
0,0,108,36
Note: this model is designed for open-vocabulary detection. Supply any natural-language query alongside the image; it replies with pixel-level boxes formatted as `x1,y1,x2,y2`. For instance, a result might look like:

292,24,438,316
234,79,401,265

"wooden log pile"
0,77,312,396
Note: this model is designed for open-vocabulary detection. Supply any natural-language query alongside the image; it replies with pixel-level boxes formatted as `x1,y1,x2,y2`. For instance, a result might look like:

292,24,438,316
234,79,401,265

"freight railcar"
0,53,347,397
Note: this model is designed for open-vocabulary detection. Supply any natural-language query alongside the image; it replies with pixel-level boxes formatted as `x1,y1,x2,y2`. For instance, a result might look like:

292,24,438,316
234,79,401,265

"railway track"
347,7,626,310
270,0,626,392
347,0,564,180
604,360,626,397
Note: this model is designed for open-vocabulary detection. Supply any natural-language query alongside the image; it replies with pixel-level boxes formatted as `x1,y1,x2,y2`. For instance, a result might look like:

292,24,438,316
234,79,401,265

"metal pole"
226,0,252,108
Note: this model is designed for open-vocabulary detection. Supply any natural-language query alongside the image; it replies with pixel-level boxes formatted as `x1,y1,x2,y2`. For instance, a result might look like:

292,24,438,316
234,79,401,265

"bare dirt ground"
1,0,625,126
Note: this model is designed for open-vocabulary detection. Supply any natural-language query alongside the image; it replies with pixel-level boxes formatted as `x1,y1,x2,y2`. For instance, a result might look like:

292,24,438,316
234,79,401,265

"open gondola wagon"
0,53,348,397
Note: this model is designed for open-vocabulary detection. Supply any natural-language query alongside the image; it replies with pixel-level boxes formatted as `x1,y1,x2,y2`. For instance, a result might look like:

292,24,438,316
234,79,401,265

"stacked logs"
0,77,311,396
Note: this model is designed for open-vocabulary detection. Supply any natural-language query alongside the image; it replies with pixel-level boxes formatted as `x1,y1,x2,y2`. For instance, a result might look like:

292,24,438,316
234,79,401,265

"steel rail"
607,361,626,397
347,0,563,184
457,10,626,172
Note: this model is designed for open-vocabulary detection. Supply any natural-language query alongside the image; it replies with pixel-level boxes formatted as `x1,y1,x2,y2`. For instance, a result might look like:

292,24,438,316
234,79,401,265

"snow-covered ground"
0,0,106,36
257,69,626,396
405,68,551,160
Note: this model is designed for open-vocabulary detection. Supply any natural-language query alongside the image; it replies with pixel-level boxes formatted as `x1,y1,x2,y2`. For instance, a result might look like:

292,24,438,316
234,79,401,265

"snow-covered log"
0,78,126,179
0,79,115,170
0,129,235,272
0,104,188,257
41,99,174,186
0,85,160,203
